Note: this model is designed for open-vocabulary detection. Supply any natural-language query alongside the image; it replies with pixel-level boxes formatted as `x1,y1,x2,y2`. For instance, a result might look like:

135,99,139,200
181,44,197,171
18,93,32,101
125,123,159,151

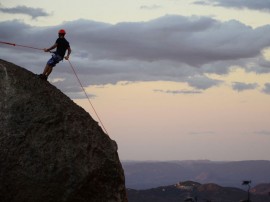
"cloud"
194,1,208,6
49,75,97,99
154,89,202,94
246,56,270,74
232,82,259,92
188,131,216,135
65,16,270,67
1,15,270,97
0,5,50,19
194,0,270,12
186,75,222,89
262,83,270,94
254,130,270,136
0,20,32,40
140,5,162,10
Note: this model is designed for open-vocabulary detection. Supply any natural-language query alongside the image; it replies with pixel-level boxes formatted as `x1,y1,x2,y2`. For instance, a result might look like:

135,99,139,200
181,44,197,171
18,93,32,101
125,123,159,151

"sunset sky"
1,0,270,161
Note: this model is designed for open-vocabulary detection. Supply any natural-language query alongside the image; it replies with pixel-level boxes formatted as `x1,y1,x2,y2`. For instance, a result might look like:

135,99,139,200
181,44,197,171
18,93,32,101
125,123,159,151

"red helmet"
58,29,66,34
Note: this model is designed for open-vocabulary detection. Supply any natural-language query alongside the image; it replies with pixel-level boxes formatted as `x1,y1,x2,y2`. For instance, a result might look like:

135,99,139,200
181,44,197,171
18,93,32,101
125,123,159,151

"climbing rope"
0,41,44,51
0,40,109,135
67,60,109,135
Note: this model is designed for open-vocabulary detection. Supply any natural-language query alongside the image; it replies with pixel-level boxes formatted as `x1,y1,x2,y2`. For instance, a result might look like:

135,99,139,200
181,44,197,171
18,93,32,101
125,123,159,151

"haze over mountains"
122,160,270,189
124,160,270,201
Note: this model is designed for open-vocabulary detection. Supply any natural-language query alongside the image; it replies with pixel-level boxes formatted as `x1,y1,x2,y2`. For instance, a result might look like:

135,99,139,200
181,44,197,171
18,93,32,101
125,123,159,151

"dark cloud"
0,20,32,40
0,5,50,19
246,56,270,74
0,15,270,97
64,16,270,67
185,75,222,89
232,82,259,92
154,89,202,94
262,83,270,94
194,0,270,12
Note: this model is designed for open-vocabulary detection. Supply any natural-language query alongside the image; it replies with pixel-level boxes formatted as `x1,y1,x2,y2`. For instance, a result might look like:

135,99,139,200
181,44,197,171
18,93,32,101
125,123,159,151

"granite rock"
0,59,127,202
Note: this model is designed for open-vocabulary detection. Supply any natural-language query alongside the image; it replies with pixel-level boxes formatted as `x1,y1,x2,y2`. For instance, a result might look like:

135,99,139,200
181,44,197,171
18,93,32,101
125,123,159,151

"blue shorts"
47,54,63,67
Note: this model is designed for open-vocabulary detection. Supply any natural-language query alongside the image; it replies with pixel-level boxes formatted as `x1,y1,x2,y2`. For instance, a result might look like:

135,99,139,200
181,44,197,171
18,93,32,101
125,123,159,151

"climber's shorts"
47,53,63,67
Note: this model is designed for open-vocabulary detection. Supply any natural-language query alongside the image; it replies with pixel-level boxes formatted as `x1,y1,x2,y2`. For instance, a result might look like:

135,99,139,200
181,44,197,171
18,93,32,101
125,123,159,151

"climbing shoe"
38,74,48,81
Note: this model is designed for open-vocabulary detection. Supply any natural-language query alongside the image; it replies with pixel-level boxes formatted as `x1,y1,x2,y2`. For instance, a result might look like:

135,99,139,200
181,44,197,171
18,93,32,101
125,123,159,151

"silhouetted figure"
241,180,252,202
39,29,71,80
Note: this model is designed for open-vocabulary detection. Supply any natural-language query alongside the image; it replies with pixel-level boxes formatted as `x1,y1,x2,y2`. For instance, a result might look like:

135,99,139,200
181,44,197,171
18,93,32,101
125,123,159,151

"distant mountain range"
127,181,270,202
122,160,270,189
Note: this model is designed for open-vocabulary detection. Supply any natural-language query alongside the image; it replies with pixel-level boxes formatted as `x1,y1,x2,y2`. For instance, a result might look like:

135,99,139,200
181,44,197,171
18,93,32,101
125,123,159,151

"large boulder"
0,59,127,202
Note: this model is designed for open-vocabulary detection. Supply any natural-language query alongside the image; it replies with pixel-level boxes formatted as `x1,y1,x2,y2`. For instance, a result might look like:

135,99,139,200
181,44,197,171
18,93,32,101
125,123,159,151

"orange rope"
0,40,44,51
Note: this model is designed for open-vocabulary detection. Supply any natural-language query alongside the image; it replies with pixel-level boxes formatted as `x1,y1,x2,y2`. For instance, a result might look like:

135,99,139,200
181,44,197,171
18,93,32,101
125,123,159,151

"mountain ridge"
127,181,270,202
122,160,270,189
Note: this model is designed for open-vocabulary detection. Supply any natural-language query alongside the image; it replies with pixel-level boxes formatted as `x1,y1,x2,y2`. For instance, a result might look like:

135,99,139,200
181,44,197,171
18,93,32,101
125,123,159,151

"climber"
39,29,71,80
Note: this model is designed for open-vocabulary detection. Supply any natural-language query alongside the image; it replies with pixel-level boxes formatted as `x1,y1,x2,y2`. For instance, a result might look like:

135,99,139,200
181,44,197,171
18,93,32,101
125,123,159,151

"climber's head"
58,29,66,37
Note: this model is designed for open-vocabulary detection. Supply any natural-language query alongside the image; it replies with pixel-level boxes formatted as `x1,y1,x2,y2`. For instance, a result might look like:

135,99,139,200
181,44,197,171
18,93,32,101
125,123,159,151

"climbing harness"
0,40,109,135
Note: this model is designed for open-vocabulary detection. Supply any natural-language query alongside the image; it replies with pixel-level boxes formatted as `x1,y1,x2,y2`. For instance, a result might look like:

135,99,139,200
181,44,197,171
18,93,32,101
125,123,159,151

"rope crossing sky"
67,60,109,135
0,41,44,51
0,40,109,135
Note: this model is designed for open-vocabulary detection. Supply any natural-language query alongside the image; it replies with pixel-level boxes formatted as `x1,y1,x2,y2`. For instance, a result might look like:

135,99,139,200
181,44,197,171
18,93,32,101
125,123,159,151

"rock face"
0,59,127,202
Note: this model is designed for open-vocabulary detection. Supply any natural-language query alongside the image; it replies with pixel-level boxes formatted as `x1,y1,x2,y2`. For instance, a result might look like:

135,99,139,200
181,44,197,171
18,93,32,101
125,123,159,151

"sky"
0,0,270,161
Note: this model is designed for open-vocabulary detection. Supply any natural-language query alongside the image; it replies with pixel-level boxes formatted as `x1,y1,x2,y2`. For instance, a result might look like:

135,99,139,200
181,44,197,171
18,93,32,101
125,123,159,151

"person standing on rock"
39,29,71,80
